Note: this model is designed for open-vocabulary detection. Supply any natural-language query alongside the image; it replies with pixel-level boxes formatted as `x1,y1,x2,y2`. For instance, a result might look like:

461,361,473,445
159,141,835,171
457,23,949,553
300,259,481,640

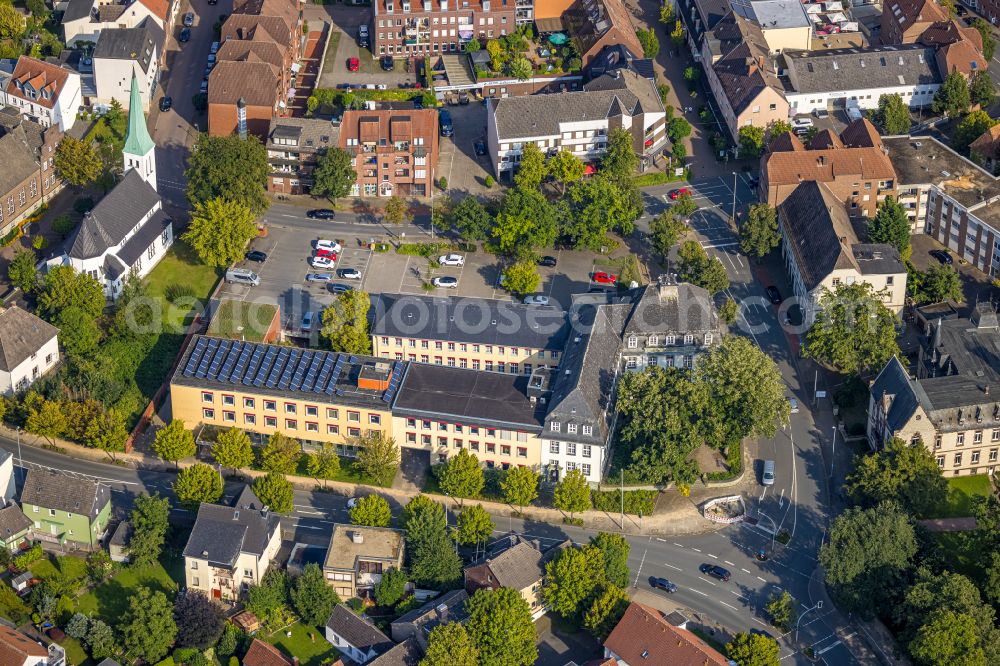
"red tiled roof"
935,40,987,78
808,129,844,151
243,639,294,666
208,60,280,107
605,603,729,666
0,625,48,666
135,0,170,21
6,56,70,109
764,145,896,186
769,132,805,153
969,124,1000,159
840,118,884,147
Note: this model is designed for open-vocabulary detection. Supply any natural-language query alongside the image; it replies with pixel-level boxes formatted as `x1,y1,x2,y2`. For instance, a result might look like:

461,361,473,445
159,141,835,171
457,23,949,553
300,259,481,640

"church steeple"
122,73,157,191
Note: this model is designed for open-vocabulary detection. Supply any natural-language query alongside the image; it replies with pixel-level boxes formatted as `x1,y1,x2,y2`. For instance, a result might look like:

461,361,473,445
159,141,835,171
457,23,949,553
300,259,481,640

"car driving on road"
699,564,731,582
649,577,678,592
159,96,172,111
307,209,335,220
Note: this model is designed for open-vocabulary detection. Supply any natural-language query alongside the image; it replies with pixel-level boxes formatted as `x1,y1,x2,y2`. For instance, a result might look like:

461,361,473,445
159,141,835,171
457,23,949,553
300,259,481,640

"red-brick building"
0,107,62,239
372,0,517,58
339,106,438,198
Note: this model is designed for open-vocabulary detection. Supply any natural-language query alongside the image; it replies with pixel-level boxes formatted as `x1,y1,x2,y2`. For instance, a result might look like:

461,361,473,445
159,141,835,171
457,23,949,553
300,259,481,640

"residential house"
0,106,62,238
699,12,788,140
56,75,170,300
93,17,164,111
266,117,339,195
182,485,282,601
883,135,1000,276
369,293,571,374
370,0,517,58
867,305,1000,477
323,525,404,599
760,118,897,220
969,125,1000,175
487,69,666,178
339,106,438,198
782,44,943,117
209,0,302,138
603,602,728,665
0,450,14,505
586,43,654,81
558,0,643,69
0,307,59,396
674,0,732,60
325,605,394,664
242,639,294,666
169,337,400,451
391,361,548,467
0,59,15,107
464,534,568,620
540,304,624,484
20,469,111,548
621,274,723,372
390,589,468,647
879,0,972,48
777,180,907,318
367,638,422,666
730,0,812,53
0,504,33,552
108,520,131,562
4,56,81,131
0,625,64,666
62,0,177,47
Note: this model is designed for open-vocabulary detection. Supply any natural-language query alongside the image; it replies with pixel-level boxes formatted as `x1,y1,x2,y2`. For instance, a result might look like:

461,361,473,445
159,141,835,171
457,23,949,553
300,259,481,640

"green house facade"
21,469,112,549
0,504,32,551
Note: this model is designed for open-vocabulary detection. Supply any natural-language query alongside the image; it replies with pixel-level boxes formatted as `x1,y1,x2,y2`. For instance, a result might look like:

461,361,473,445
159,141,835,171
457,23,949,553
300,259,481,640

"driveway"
437,103,493,195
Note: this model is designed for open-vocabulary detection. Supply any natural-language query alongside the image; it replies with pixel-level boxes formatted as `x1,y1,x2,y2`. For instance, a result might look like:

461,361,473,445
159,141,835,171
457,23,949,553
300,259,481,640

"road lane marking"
691,547,701,552
663,564,682,571
816,642,842,656
719,601,738,611
708,553,718,559
757,576,767,582
724,560,735,566
742,568,752,574
753,617,770,627
699,578,717,586
655,538,666,542
729,590,744,597
690,588,709,597
673,543,685,548
632,547,649,588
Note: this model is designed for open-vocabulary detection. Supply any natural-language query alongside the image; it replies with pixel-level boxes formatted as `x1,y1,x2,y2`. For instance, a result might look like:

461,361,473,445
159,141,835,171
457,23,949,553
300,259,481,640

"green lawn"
264,622,340,666
321,31,341,75
75,556,183,626
206,299,278,342
59,635,91,666
30,554,89,582
924,475,994,519
291,454,396,488
144,239,224,332
930,531,983,581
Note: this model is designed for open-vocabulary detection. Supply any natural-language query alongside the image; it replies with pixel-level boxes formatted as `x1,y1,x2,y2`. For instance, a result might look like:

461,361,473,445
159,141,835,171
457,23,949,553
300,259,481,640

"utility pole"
620,470,624,531
831,426,837,478
731,171,738,224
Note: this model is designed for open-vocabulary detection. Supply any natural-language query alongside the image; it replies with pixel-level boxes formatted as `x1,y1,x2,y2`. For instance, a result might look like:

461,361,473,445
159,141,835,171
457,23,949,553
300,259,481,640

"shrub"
73,198,94,215
14,545,43,571
52,215,76,238
705,442,743,482
591,490,657,516
346,597,365,613
437,177,448,190
164,283,196,303
484,175,495,188
31,236,47,250
395,242,452,257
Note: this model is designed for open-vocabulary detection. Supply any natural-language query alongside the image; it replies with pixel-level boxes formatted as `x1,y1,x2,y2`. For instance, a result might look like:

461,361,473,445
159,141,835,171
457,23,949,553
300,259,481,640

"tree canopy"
213,428,254,473
54,137,102,187
438,448,485,500
909,263,963,305
291,563,339,625
407,498,463,589
876,94,911,135
726,632,780,666
349,494,392,527
321,289,372,354
185,134,270,214
553,468,591,519
738,125,765,157
311,147,356,200
173,590,226,650
466,587,538,666
354,430,399,486
174,463,224,508
128,493,170,567
804,282,901,376
868,196,912,259
253,471,295,513
449,196,494,240
932,70,971,118
119,586,177,663
513,142,547,190
953,110,996,154
182,198,258,267
844,437,947,517
492,187,559,259
677,240,729,295
740,204,780,261
421,622,480,666
153,419,196,466
500,465,539,511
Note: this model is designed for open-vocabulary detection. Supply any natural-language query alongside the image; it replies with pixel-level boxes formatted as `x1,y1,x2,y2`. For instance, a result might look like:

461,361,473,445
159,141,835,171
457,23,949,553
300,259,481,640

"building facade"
323,525,405,599
0,107,62,240
464,536,565,620
487,70,665,178
371,0,516,58
21,470,111,548
0,307,60,396
62,0,176,47
4,57,82,132
339,106,439,198
266,117,339,195
92,18,163,111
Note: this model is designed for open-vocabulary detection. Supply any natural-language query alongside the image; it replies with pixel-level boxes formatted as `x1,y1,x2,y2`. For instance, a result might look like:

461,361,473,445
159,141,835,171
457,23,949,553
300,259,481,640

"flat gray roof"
732,0,811,29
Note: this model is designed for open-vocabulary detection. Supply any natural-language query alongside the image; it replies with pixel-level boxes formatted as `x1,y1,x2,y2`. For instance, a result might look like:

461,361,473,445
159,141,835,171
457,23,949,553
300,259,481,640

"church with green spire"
56,74,172,299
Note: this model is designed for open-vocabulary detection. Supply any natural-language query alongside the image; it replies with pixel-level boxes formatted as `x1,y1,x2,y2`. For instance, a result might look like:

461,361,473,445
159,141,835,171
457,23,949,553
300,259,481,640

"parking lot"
218,218,619,323
437,103,494,195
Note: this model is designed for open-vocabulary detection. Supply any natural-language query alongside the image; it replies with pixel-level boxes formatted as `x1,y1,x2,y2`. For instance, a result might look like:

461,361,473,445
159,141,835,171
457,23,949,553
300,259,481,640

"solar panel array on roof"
178,337,406,403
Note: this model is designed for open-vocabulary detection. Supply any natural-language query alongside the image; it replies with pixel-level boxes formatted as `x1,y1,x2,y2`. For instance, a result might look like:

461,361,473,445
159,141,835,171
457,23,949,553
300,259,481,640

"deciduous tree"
466,587,537,666
354,430,399,486
173,463,224,508
726,632,780,666
37,265,105,322
909,263,963,305
544,545,605,622
291,563,339,625
153,419,196,467
804,282,901,376
582,584,630,641
601,128,638,183
635,28,659,58
932,70,971,118
868,196,912,259
454,504,494,557
740,204,780,260
974,18,996,61
501,465,538,512
311,147,356,200
85,410,129,461
213,427,254,474
25,400,66,445
649,209,686,260
253,472,295,514
350,494,392,527
119,586,177,663
844,437,947,517
548,149,585,194
765,591,797,631
449,196,493,240
876,94,911,135
374,567,407,607
508,56,533,81
909,610,986,666
407,499,463,589
306,441,341,488
54,137,101,186
591,532,630,588
260,431,301,474
383,196,409,225
128,493,170,566
970,70,996,108
553,469,591,520
562,175,642,250
438,448,485,500
401,494,440,531
738,125,765,157
422,622,480,666
174,590,226,649
182,198,258,267
677,240,729,294
501,261,540,296
185,134,269,214
513,142,547,190
8,248,37,294
321,289,372,354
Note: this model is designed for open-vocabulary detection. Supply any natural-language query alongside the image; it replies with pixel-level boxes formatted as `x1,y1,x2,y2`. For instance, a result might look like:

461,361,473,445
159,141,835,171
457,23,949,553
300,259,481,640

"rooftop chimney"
351,531,364,544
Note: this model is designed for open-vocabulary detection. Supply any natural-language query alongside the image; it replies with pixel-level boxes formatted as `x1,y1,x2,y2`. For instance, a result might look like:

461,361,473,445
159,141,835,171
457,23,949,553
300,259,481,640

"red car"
315,248,339,260
592,271,617,285
347,57,359,72
669,188,691,200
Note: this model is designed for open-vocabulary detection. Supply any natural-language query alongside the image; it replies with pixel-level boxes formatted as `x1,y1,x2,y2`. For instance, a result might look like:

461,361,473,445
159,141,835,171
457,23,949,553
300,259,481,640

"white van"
225,268,260,286
762,460,775,486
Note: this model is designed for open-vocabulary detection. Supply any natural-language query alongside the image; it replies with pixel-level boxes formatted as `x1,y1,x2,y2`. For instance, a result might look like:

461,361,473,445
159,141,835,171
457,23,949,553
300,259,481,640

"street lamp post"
831,426,837,478
731,171,738,224
15,427,21,482
795,600,823,643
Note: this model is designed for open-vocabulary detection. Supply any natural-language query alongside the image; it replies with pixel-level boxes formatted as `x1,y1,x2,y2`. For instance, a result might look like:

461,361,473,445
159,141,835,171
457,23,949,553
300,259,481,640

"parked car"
458,92,470,105
930,249,953,265
328,283,354,294
210,41,220,54
337,267,362,280
649,577,678,593
183,11,195,26
789,397,799,413
305,273,333,282
199,80,208,94
307,209,335,220
381,55,394,71
311,256,335,269
439,109,453,137
346,497,360,508
348,57,359,72
699,564,731,582
669,187,691,200
791,116,814,133
474,140,487,156
207,54,217,65
765,285,781,304
158,96,172,112
225,268,260,286
438,253,465,266
315,240,342,253
523,295,549,306
179,28,191,42
245,250,267,263
813,108,829,119
432,276,458,288
301,311,315,332
314,248,338,259
538,255,557,267
592,271,617,285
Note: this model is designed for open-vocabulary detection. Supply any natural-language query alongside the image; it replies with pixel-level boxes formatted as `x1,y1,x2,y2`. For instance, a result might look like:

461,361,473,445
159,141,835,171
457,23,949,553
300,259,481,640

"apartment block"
372,0,516,58
339,106,438,198
4,56,82,132
323,524,405,599
0,106,62,239
868,305,1000,477
266,117,339,195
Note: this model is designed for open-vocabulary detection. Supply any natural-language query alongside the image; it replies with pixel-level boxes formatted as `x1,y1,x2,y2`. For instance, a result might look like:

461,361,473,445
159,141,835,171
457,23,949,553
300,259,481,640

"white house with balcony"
486,70,665,178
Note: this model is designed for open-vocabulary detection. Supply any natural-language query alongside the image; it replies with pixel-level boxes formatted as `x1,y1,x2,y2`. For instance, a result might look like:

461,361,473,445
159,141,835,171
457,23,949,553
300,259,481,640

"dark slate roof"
776,181,858,291
0,307,58,373
852,244,906,276
325,605,393,655
370,293,570,351
67,169,161,260
108,520,131,547
707,13,781,114
93,17,165,73
63,0,95,23
21,469,110,518
623,278,720,338
784,45,941,94
368,638,423,666
543,304,625,445
182,485,280,567
391,589,469,634
0,505,32,540
116,209,170,267
392,363,547,431
0,118,42,198
869,355,919,433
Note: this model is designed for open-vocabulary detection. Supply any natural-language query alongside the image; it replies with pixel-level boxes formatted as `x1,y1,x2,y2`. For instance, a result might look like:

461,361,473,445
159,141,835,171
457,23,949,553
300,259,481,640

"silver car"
306,273,333,282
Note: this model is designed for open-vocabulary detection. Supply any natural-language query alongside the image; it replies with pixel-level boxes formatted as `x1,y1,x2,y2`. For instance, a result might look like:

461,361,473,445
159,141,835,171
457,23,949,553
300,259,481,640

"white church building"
54,74,172,299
